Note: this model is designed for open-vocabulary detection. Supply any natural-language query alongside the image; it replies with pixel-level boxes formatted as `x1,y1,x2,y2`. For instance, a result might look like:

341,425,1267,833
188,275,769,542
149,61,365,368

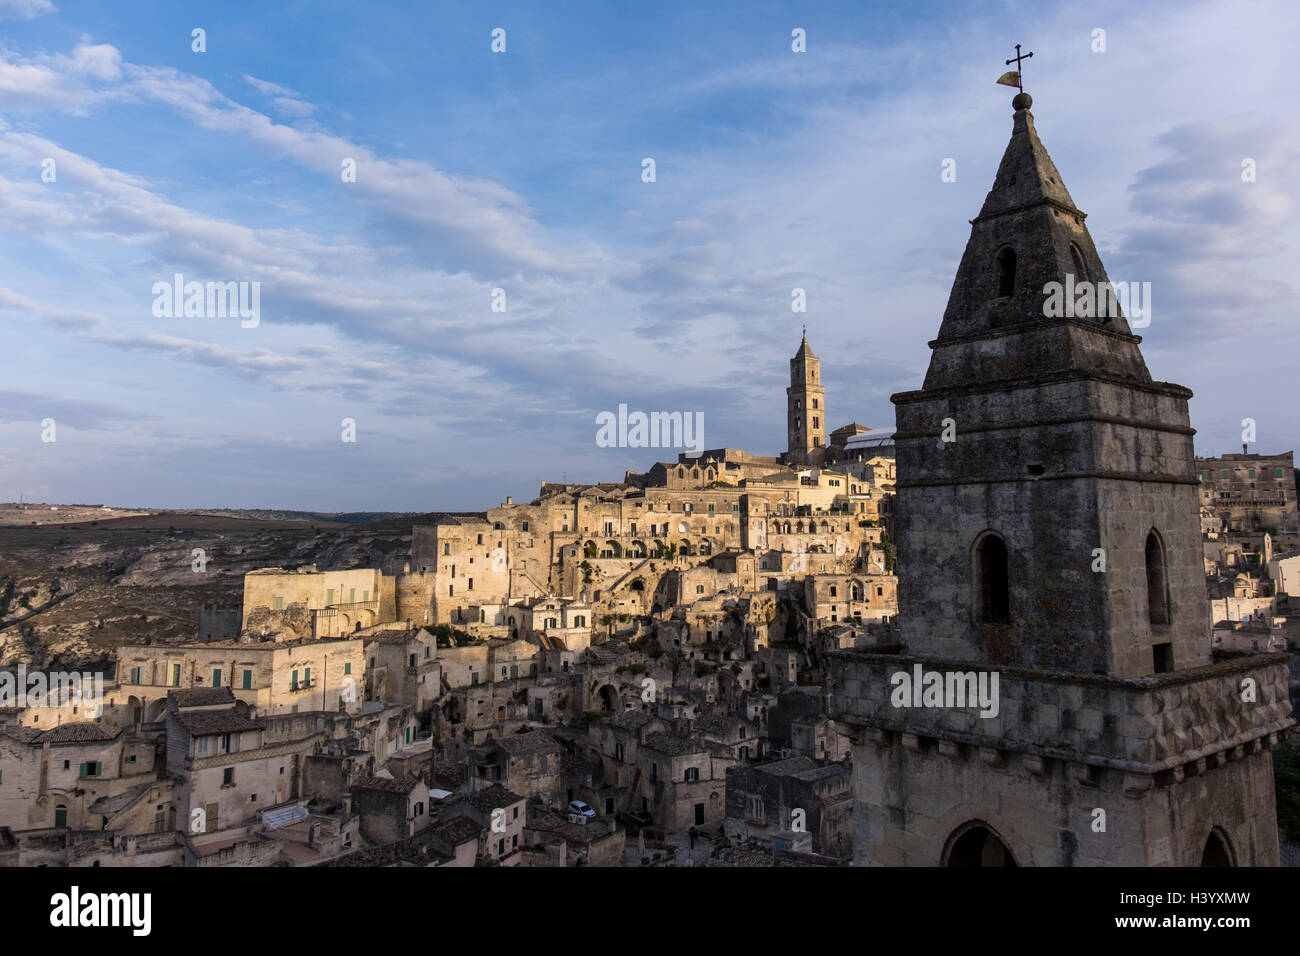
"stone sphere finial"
1012,91,1032,111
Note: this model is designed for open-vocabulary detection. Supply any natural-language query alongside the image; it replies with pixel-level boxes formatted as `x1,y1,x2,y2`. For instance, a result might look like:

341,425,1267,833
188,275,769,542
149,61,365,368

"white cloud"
242,72,315,118
0,0,55,21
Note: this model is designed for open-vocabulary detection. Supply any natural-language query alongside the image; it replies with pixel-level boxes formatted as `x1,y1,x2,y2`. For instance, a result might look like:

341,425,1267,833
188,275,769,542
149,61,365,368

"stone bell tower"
895,89,1207,680
829,80,1293,867
786,332,826,467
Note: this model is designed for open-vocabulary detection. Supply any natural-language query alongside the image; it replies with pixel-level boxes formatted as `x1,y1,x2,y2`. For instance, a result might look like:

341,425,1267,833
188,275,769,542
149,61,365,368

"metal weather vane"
996,44,1033,93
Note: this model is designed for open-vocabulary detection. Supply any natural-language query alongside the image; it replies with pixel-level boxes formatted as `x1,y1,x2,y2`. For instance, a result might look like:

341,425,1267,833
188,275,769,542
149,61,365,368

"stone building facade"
117,634,364,720
1196,451,1298,538
724,754,853,857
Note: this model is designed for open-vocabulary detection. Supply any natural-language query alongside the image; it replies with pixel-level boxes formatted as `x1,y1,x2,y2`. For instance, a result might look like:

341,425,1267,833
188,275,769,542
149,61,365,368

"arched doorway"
598,684,617,712
944,821,1017,867
1201,829,1233,867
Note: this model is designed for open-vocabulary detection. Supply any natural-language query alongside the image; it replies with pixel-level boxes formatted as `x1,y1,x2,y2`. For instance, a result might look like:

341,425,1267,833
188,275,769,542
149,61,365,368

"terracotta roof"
177,710,263,735
462,785,525,813
609,710,651,730
364,628,428,646
753,755,818,776
2,726,42,744
642,732,702,756
352,774,421,794
491,730,561,756
170,687,235,708
2,723,118,745
524,803,618,845
37,722,119,743
431,816,481,846
318,827,455,867
694,715,742,737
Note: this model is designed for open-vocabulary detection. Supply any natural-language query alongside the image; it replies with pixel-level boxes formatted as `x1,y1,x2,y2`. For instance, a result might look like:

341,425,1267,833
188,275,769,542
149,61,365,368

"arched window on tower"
1069,242,1089,283
975,533,1010,624
1146,530,1170,627
996,248,1016,297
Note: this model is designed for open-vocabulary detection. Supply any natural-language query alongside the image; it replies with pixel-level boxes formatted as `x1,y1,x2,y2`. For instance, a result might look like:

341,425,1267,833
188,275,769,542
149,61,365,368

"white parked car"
567,800,596,825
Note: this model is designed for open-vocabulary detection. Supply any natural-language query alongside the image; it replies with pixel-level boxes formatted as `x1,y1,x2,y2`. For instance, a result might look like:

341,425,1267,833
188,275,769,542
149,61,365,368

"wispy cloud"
0,0,1296,508
0,0,55,22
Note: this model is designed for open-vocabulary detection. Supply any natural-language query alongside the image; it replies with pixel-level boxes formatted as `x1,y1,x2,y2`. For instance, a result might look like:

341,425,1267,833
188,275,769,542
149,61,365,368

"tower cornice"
891,368,1195,408
970,196,1085,226
927,314,1142,349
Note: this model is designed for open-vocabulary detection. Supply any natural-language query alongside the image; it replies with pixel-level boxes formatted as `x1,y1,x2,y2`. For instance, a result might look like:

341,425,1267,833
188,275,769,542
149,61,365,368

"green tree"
1275,744,1300,844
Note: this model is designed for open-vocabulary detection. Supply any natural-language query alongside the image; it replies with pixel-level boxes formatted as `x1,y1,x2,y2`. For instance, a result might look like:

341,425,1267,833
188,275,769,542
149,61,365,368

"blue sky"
1,0,1297,510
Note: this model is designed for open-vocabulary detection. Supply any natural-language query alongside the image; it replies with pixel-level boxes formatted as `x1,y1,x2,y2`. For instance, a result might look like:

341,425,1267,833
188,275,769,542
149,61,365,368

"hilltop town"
0,333,908,866
2,96,1297,870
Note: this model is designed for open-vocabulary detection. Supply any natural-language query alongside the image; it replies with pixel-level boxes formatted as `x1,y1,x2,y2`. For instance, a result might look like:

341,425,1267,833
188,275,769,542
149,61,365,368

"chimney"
1243,443,1249,455
506,496,513,505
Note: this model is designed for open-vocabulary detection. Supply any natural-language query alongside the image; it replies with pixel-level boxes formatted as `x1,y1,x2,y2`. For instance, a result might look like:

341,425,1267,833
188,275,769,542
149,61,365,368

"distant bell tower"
787,331,826,466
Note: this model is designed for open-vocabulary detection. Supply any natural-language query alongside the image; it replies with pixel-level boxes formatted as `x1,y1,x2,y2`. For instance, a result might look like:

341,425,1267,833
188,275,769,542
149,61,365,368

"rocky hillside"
0,513,422,668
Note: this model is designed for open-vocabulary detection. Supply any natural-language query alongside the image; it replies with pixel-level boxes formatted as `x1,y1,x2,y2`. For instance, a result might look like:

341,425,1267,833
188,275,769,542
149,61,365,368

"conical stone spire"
976,106,1079,219
794,330,816,360
925,104,1152,391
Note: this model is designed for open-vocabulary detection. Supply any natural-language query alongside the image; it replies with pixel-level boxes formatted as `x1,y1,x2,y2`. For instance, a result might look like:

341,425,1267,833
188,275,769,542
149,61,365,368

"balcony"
288,679,317,694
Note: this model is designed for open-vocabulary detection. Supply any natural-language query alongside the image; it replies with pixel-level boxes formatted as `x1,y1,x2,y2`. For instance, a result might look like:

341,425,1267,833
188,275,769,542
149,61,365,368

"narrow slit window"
1146,530,1170,627
976,534,1010,624
996,248,1016,297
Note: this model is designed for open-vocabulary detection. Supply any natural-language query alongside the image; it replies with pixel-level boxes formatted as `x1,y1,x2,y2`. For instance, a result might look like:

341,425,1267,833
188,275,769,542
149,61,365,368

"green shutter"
344,662,351,674
304,667,310,685
212,669,221,688
292,669,298,688
242,669,252,689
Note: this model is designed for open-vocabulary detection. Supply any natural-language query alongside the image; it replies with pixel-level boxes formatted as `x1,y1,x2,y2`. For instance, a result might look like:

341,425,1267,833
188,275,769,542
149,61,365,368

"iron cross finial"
1005,44,1033,92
